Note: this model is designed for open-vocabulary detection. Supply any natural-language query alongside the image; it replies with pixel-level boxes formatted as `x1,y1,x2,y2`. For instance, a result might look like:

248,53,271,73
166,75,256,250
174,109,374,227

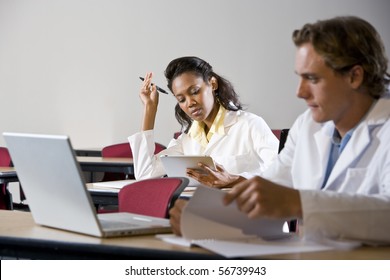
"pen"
139,77,169,94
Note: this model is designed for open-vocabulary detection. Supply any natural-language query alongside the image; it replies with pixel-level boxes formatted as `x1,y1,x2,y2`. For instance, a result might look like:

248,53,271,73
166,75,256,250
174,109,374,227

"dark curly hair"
164,56,242,133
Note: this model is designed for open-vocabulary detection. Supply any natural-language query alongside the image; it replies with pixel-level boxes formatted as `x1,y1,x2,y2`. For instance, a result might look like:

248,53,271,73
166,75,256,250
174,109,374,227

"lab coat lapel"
324,124,371,189
204,110,238,154
314,123,333,177
324,97,390,189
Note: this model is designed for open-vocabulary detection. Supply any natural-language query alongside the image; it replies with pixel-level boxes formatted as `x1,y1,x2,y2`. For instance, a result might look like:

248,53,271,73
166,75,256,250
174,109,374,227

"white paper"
159,186,333,258
156,234,192,247
91,179,136,189
194,236,332,258
182,186,288,240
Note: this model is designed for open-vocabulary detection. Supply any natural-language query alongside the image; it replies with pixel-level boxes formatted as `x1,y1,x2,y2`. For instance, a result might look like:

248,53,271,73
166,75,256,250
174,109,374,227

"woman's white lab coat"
263,94,390,244
128,110,279,180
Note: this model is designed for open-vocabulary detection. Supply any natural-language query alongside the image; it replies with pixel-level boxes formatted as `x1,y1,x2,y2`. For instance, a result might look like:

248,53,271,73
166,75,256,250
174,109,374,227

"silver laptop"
3,132,171,238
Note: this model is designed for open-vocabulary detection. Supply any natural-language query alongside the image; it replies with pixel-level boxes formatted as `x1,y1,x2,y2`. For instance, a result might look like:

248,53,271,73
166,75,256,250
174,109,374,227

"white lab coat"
262,93,390,244
128,110,279,180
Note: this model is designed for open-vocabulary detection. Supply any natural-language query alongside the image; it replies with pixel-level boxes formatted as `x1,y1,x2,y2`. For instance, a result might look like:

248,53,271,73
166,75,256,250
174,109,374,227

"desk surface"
0,166,16,176
77,156,133,164
1,210,389,260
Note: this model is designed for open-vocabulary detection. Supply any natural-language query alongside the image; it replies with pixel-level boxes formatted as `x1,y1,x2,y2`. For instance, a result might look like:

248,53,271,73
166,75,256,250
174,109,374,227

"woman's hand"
140,72,159,109
186,163,245,188
140,72,159,131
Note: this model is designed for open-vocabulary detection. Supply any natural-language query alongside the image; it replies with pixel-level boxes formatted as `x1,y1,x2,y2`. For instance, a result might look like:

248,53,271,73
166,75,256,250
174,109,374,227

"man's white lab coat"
263,94,390,244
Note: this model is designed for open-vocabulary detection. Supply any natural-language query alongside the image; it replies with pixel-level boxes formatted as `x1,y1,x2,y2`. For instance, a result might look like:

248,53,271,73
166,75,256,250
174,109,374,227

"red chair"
118,177,189,218
272,129,289,153
101,142,166,181
0,147,13,210
173,132,182,139
271,129,282,140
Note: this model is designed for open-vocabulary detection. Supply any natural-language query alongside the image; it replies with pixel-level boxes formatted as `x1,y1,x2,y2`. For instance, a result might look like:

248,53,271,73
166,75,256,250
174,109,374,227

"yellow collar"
188,106,227,148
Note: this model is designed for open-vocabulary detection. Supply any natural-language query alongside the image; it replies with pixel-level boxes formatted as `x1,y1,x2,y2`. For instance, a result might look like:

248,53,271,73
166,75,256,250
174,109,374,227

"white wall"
1,0,389,148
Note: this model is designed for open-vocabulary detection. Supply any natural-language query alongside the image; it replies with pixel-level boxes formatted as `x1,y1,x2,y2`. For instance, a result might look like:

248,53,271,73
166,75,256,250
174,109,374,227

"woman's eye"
191,89,199,95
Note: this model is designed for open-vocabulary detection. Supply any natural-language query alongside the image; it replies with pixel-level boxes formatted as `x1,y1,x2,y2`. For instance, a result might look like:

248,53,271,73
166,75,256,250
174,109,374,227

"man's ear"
210,76,218,91
349,65,364,90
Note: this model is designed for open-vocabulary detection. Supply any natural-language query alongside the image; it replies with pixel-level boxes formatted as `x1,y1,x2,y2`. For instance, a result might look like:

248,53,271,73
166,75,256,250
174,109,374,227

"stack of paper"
87,180,136,193
158,186,332,258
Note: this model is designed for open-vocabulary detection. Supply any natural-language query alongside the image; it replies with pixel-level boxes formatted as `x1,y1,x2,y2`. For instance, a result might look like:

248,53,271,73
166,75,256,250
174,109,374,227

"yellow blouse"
187,106,227,148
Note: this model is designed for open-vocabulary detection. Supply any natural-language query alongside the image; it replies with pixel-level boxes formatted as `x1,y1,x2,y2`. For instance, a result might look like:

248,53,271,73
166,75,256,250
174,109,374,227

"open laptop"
3,132,171,238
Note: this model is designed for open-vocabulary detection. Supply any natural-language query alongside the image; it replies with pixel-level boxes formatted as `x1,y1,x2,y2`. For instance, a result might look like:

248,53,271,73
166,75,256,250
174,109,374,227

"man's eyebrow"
295,70,317,77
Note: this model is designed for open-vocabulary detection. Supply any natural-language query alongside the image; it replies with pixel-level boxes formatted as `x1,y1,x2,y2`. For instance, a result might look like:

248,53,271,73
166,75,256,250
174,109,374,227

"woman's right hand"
140,72,159,110
140,72,159,131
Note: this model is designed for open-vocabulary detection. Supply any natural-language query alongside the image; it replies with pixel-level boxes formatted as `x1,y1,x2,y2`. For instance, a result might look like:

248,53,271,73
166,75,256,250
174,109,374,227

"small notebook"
3,132,171,238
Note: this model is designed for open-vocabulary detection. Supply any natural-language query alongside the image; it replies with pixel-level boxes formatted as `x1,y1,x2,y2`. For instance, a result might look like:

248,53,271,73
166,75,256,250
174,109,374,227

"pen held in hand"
139,77,169,94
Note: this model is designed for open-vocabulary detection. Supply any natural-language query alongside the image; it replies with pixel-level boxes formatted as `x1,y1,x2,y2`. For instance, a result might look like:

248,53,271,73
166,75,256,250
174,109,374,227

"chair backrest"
278,129,289,153
271,129,281,140
0,147,11,167
118,177,189,218
173,131,182,139
272,129,295,232
0,147,12,210
102,142,133,158
100,142,166,181
102,142,166,158
272,129,289,153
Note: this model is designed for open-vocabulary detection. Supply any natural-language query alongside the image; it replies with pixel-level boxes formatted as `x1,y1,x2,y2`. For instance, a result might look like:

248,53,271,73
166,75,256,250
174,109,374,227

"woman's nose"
187,97,196,107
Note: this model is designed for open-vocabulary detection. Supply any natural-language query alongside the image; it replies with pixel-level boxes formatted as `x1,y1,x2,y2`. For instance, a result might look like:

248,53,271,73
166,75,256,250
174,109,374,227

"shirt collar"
188,106,227,147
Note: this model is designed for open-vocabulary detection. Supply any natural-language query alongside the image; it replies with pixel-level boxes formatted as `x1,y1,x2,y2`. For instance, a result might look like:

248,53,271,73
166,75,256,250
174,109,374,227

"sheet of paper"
194,237,332,258
157,187,341,258
91,179,136,189
156,234,192,247
156,234,333,258
181,186,288,240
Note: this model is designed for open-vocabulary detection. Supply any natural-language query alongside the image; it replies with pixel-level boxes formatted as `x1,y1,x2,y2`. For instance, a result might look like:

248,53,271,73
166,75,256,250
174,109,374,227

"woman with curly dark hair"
129,56,278,188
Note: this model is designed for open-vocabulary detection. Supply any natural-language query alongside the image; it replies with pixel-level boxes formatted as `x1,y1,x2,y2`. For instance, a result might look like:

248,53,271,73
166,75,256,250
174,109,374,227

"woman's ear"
210,76,218,91
349,65,364,90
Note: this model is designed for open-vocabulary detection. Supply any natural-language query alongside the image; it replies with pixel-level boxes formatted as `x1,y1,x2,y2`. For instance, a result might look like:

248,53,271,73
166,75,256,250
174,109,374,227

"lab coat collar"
323,96,390,189
204,110,241,154
223,110,241,128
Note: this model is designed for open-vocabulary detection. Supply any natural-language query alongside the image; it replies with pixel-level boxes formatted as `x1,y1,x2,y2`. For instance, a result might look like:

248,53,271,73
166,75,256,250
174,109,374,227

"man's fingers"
223,179,248,205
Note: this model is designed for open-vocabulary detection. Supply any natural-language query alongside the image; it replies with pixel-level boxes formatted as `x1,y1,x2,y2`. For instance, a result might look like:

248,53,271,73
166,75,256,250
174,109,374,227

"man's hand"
169,199,188,236
223,176,303,219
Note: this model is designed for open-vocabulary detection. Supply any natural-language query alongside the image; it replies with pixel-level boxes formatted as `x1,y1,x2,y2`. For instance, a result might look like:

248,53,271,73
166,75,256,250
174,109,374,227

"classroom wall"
1,0,389,148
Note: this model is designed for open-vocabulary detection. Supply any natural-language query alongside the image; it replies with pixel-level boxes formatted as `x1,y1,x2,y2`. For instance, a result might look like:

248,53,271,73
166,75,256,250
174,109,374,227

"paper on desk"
92,179,136,189
156,233,332,258
182,186,287,240
158,186,332,258
193,237,332,258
